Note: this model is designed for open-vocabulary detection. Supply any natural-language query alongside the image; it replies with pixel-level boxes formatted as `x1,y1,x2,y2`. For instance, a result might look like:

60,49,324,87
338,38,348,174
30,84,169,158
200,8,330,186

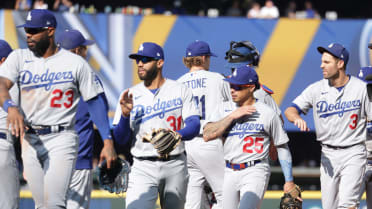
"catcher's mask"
225,41,260,67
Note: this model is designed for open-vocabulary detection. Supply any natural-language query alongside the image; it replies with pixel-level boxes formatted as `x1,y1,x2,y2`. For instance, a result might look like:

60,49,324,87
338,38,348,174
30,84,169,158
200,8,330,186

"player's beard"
28,35,50,57
139,65,158,81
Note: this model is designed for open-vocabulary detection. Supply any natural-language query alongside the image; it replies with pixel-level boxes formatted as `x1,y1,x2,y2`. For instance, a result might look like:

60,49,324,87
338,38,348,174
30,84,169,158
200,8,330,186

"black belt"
321,142,361,150
0,132,6,139
27,125,65,135
226,160,261,171
135,153,182,162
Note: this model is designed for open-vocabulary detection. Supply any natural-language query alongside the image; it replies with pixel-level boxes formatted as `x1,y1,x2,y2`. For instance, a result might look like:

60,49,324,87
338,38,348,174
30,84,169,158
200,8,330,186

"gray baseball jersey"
0,85,20,209
113,79,199,157
177,70,230,209
293,76,371,208
254,87,281,116
222,102,289,163
113,79,199,209
0,48,103,127
293,76,372,146
0,48,103,209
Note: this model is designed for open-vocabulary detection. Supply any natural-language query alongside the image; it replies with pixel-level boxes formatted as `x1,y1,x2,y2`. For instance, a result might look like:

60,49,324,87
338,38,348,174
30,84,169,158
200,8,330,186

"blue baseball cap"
0,40,12,60
129,42,164,60
57,29,95,50
17,9,57,28
185,40,217,57
224,65,259,85
358,66,372,84
317,43,349,65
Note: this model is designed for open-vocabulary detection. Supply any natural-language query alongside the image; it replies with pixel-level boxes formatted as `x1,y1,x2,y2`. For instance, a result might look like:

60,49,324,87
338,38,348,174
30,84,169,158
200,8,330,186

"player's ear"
156,59,164,68
0,57,6,65
47,27,55,37
336,59,345,70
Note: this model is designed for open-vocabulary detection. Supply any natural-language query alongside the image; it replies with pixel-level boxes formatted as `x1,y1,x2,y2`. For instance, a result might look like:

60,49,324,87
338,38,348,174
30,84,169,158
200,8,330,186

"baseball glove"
143,128,182,157
279,184,302,209
97,158,130,194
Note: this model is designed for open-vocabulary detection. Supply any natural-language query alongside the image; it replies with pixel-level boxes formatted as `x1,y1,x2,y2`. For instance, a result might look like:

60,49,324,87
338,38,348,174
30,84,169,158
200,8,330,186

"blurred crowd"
2,0,330,19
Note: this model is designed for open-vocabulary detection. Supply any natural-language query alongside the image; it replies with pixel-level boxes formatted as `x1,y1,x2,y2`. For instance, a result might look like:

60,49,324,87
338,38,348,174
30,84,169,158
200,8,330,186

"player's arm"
86,93,117,169
284,104,309,132
203,105,256,141
0,76,25,138
112,89,133,146
177,115,200,141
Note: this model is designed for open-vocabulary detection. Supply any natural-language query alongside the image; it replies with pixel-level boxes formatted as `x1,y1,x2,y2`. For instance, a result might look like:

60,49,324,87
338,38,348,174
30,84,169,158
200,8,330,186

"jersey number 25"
243,136,264,154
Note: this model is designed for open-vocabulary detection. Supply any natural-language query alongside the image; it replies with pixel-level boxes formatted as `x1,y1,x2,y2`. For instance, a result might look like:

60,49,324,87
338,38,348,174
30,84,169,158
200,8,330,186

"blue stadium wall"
1,10,372,131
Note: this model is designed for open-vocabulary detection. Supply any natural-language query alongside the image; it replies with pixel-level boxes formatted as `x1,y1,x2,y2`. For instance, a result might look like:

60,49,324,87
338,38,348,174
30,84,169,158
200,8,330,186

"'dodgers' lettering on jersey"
316,99,361,118
182,78,207,89
228,122,265,138
132,98,183,124
19,69,74,91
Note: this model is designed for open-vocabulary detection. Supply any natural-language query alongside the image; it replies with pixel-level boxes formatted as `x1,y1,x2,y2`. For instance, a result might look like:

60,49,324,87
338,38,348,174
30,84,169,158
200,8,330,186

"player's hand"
120,89,133,117
229,105,256,120
284,181,303,201
294,118,310,132
100,139,117,169
7,107,26,139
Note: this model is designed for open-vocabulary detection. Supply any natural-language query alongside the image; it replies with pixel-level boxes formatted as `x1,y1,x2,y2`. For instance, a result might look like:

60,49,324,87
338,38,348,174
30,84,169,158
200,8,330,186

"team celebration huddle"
1,8,372,209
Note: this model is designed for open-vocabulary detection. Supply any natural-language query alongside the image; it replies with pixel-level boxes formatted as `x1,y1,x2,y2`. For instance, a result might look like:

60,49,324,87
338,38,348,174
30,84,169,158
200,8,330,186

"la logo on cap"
233,70,237,77
139,44,144,51
328,43,334,48
156,52,160,57
359,70,364,78
27,12,32,21
188,52,191,56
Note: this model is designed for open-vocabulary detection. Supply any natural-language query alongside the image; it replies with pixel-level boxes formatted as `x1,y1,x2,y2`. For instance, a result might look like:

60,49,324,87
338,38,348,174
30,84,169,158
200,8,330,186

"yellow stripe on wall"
4,10,19,49
257,18,320,105
132,15,177,85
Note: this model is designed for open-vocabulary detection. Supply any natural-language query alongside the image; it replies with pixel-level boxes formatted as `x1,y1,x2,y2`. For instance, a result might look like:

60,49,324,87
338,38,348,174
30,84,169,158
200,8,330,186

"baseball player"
112,42,200,209
0,40,19,209
285,43,372,209
225,41,281,161
57,29,115,209
177,40,229,209
203,65,298,209
357,65,372,208
0,9,115,209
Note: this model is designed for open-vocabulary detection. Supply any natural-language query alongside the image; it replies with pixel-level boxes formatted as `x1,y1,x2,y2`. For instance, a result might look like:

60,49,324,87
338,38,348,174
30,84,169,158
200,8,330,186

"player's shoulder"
259,84,274,94
59,48,86,63
255,101,276,114
349,75,366,87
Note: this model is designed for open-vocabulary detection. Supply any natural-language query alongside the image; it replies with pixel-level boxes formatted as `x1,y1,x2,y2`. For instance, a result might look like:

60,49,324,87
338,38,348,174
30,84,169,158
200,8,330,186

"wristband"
3,99,17,113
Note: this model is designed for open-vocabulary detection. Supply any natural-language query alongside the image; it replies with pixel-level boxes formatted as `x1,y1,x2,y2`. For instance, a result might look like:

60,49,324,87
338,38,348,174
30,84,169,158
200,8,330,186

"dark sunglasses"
24,27,48,35
135,57,158,64
230,83,254,91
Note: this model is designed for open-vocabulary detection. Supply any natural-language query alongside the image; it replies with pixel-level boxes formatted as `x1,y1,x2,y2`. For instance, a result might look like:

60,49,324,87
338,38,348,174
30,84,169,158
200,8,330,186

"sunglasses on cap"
230,83,255,91
135,56,158,64
24,27,49,35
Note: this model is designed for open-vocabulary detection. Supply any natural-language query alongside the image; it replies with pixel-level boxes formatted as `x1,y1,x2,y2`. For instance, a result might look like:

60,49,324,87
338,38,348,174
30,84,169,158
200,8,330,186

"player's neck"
240,97,255,106
329,72,349,87
145,74,166,90
42,42,58,58
189,66,207,72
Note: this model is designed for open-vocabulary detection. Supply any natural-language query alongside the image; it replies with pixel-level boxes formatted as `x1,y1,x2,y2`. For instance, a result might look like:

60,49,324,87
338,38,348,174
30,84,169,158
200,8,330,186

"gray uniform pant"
22,131,78,209
66,169,93,209
125,153,188,209
0,138,19,209
320,143,366,209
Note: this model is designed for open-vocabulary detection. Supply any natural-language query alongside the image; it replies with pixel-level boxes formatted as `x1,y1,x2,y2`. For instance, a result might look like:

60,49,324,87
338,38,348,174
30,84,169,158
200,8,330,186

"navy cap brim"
82,39,95,46
369,43,372,49
16,24,51,28
210,52,217,57
129,53,155,59
223,77,247,85
224,61,251,69
317,46,339,59
366,74,372,82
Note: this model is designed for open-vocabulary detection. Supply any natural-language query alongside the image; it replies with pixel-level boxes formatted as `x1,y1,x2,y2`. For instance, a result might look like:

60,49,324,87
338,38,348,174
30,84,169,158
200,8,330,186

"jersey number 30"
243,136,264,154
51,89,74,108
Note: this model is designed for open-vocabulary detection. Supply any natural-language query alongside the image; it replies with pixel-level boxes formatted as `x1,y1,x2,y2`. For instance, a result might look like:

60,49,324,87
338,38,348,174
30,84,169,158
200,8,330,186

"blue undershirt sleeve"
277,143,294,182
177,115,200,141
86,93,112,141
113,115,132,146
290,103,304,115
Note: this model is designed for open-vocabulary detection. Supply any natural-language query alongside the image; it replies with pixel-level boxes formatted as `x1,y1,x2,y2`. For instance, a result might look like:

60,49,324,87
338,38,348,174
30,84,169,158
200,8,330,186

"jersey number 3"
243,136,264,154
349,114,358,130
51,89,74,108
